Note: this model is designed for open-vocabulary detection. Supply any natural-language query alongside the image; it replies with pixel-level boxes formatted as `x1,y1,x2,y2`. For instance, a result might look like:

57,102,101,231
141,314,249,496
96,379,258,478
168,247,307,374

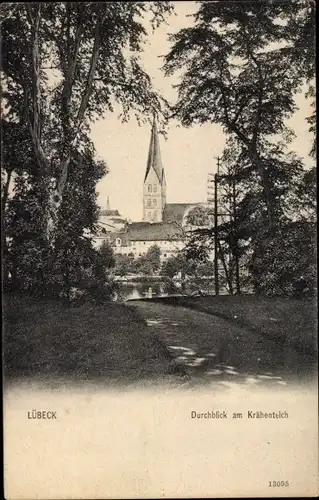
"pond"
114,278,216,301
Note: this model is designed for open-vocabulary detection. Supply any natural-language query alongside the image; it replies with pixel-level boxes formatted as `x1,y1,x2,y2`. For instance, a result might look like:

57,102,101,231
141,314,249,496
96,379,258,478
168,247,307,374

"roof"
107,222,184,245
107,231,131,246
128,222,183,241
100,209,120,217
144,116,164,184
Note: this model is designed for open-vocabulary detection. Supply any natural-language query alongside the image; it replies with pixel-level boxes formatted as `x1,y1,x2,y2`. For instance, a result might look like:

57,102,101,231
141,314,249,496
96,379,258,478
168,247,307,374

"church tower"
143,115,166,223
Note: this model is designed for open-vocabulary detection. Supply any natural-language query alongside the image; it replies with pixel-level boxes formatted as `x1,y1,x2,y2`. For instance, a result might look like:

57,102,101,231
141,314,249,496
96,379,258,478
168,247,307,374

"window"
148,212,152,219
153,185,157,193
153,212,157,221
147,199,152,207
115,237,122,246
153,198,157,206
148,185,152,193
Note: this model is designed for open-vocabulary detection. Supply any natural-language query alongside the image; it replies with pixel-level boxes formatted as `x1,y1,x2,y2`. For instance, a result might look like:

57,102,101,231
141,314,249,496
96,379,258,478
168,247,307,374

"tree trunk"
2,168,13,215
249,145,274,230
1,168,13,287
47,13,105,240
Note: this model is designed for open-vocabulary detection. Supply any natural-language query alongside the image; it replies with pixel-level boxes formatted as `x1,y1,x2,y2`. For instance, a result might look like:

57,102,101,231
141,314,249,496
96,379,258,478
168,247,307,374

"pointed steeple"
142,113,167,223
106,196,110,210
144,114,164,184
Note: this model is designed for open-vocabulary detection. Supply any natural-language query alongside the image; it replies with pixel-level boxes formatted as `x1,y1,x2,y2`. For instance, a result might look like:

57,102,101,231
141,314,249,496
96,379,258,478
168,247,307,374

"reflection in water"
115,281,171,301
115,279,215,301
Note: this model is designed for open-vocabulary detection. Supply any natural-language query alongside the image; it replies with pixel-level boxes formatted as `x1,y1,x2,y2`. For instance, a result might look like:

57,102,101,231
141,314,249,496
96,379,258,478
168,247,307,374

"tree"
161,254,184,278
145,244,161,272
135,244,161,275
163,1,315,230
164,1,315,297
250,220,316,297
0,3,19,25
114,254,137,277
186,206,213,227
161,251,213,280
2,2,174,240
183,136,313,296
161,253,187,278
285,1,315,159
294,167,316,222
99,241,116,270
2,2,174,299
4,144,107,298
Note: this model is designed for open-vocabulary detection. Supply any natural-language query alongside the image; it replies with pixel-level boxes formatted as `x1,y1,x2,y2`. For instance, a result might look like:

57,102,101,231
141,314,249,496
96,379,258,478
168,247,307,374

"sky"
90,1,313,222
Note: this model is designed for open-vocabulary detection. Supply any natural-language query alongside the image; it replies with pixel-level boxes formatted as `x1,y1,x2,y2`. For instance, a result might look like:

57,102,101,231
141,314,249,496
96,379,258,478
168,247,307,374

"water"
115,279,216,301
116,281,168,301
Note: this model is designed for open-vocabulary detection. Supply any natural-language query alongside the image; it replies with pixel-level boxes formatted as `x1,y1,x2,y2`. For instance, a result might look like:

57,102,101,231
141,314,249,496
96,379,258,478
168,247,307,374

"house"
107,221,185,262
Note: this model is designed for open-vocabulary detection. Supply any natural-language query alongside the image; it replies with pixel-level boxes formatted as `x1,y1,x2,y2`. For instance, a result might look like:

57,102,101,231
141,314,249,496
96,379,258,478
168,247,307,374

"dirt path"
131,300,316,389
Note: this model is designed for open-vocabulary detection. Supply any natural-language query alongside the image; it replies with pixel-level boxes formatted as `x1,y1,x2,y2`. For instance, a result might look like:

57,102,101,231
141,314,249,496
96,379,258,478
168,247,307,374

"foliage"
161,251,214,280
4,145,109,301
293,166,317,222
99,240,116,270
114,245,162,276
161,253,193,278
163,0,315,230
186,206,213,227
2,2,173,301
114,254,137,277
250,222,316,297
164,1,316,297
137,244,161,274
1,2,174,238
182,139,316,296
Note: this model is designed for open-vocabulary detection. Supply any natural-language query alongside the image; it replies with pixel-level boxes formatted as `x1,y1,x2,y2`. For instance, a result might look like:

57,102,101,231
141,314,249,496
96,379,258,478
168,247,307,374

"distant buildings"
98,197,128,233
94,116,205,261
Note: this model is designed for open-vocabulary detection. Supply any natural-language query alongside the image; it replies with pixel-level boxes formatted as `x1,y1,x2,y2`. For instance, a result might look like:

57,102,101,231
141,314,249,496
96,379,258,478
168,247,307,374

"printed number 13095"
269,481,289,487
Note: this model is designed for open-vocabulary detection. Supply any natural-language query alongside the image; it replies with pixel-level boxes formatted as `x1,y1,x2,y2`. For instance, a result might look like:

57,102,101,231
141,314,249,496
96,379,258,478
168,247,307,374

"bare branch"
61,9,84,115
56,11,106,196
241,27,264,147
75,15,105,126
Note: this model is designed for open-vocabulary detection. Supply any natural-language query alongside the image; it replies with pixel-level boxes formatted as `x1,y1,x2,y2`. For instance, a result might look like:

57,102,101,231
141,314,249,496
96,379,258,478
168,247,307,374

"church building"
94,116,205,261
143,116,166,223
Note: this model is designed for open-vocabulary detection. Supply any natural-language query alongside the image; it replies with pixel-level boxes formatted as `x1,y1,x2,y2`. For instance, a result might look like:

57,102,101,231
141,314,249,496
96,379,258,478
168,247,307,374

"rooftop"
128,221,184,241
100,209,121,217
106,221,184,245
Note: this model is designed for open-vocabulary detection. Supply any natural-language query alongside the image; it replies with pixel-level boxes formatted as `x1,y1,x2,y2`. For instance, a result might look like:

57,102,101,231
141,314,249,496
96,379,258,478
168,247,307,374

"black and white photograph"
2,1,318,498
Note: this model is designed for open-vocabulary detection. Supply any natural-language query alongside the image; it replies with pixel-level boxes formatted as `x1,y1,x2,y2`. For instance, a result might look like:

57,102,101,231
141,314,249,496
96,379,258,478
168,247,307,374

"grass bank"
3,294,179,383
145,295,317,356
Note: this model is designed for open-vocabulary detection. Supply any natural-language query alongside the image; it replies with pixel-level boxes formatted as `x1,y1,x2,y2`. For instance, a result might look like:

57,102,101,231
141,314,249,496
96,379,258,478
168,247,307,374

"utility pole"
214,157,220,296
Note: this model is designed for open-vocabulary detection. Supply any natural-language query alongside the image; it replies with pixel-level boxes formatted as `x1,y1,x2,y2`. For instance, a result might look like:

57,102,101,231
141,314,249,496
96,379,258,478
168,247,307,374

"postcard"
2,1,318,498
